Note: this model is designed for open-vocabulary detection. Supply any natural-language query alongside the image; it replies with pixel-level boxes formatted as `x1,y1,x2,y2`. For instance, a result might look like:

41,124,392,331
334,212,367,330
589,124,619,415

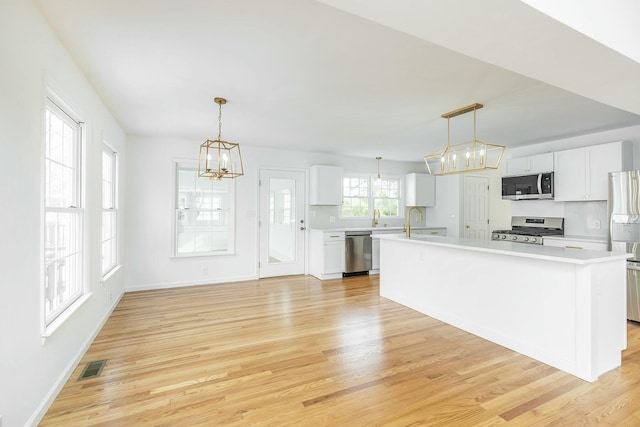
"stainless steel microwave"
501,172,554,200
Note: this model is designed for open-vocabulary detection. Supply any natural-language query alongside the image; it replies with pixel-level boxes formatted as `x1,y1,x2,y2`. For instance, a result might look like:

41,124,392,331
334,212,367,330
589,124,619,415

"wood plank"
41,275,640,426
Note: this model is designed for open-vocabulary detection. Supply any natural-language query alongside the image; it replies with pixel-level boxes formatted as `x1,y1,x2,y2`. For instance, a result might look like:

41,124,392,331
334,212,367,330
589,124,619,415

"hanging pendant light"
424,103,504,176
198,97,244,180
376,156,382,179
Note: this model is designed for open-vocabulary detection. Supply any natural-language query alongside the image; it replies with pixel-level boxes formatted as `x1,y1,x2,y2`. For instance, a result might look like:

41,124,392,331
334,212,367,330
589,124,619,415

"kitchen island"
377,234,631,382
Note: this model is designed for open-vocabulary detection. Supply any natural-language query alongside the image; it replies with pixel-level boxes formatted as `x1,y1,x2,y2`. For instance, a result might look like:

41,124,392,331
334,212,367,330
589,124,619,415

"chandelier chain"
218,101,223,141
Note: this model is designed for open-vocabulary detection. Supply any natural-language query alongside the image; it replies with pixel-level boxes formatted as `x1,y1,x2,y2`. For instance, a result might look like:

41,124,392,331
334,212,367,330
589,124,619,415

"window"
373,177,401,217
101,145,118,276
43,97,84,326
342,176,369,217
175,163,235,256
341,175,402,218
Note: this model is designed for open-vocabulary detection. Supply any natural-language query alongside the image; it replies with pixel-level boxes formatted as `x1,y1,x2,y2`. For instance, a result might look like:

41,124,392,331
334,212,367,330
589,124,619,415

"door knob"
300,227,306,231
465,225,470,229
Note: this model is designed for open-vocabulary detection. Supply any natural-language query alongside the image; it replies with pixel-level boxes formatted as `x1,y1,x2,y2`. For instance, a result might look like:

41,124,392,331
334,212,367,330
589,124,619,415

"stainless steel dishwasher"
344,230,372,276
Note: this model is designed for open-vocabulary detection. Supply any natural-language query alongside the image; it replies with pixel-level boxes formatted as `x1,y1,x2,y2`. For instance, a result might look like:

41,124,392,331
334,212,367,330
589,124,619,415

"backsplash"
308,205,426,229
511,199,607,238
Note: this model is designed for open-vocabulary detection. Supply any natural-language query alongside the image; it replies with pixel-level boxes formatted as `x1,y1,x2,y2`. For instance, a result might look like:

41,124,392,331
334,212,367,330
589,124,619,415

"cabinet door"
310,165,342,205
323,241,344,274
588,144,621,200
528,153,554,173
554,148,586,201
505,157,528,176
371,238,380,270
405,173,435,207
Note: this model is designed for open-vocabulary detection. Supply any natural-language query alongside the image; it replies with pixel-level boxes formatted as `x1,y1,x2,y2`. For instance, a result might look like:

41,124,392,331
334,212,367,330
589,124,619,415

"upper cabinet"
505,152,554,176
554,141,631,202
309,165,343,205
405,173,435,207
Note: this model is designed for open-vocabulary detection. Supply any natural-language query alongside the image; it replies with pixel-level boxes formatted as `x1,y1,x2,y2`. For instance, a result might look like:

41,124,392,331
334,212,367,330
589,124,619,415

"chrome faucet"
405,206,423,238
372,208,381,227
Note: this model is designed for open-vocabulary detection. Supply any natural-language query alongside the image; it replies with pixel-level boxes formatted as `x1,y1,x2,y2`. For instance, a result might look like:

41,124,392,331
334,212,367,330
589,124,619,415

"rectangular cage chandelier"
198,97,244,180
424,103,504,176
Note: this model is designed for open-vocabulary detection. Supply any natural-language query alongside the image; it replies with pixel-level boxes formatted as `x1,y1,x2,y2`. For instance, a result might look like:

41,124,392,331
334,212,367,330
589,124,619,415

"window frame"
172,160,236,258
42,93,88,333
101,144,119,278
340,173,404,220
341,174,371,218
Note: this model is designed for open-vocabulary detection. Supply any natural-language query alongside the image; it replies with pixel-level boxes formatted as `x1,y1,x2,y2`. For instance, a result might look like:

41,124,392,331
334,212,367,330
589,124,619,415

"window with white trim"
342,176,369,217
341,175,402,218
175,162,235,256
373,177,401,217
101,145,118,276
43,97,85,326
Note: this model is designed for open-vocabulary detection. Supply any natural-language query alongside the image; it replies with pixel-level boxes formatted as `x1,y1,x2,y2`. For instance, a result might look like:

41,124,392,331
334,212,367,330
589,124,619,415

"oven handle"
628,262,640,271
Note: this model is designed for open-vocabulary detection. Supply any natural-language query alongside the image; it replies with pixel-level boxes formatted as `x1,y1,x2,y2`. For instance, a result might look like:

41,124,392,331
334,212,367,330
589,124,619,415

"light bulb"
465,151,470,167
452,153,457,169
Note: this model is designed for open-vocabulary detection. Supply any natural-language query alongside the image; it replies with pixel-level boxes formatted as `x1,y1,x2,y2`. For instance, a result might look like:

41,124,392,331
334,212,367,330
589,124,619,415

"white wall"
0,2,126,425
125,137,428,290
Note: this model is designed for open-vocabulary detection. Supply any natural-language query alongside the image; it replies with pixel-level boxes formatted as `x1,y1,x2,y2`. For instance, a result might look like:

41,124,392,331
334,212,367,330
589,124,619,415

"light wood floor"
41,275,640,426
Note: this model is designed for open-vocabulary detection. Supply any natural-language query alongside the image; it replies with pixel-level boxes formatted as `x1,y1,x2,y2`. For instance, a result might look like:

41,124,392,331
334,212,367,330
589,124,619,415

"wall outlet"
588,220,601,229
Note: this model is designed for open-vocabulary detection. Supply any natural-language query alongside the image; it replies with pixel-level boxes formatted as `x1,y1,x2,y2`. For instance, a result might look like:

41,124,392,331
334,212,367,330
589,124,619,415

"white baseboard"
28,290,124,427
125,274,258,292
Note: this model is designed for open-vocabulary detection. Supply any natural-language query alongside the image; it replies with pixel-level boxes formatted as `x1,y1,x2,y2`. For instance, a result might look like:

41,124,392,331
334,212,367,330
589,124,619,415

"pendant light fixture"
198,97,244,180
424,103,504,176
376,156,382,179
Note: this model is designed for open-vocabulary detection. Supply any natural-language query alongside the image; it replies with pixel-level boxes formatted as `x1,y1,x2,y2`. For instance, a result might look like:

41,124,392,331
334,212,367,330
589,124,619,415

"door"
463,175,489,240
259,169,306,278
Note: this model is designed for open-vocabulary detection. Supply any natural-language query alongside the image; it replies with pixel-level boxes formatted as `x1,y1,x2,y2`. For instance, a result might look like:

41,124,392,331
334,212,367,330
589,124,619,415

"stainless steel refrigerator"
609,170,640,321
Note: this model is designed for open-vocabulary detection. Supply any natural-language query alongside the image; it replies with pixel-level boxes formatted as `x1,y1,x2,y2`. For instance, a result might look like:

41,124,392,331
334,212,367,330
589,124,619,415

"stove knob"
523,237,529,242
501,235,506,240
512,236,517,240
531,237,537,243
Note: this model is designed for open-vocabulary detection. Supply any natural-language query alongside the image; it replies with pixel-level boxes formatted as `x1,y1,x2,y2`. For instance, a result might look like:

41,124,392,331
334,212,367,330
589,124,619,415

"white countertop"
310,226,446,232
378,234,630,265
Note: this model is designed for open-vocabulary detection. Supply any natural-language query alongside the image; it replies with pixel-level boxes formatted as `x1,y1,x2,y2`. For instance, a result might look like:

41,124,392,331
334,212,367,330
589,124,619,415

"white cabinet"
309,165,342,205
309,230,345,280
554,141,631,201
505,152,554,176
371,229,401,271
543,237,607,251
405,173,435,207
412,227,447,237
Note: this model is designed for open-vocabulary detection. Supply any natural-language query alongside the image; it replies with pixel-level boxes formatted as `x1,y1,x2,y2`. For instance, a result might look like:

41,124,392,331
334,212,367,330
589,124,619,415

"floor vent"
78,359,107,380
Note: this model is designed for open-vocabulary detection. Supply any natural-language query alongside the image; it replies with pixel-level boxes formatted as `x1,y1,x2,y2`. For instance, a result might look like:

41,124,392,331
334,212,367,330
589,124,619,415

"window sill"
101,265,122,284
41,292,92,342
170,252,235,260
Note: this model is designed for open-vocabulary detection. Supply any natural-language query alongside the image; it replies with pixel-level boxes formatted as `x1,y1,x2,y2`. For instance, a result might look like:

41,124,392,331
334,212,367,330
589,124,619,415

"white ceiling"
36,0,640,162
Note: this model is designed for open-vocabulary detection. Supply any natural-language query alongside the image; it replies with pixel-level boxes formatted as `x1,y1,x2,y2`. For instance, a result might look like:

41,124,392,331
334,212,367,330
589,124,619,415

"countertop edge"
378,235,630,265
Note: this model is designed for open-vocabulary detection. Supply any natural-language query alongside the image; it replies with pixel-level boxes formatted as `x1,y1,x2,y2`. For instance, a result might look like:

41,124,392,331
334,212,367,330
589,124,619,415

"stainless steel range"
491,216,564,245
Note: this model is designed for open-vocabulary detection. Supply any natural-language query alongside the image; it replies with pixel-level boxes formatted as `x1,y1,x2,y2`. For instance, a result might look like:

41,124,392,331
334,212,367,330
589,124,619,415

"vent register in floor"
78,359,107,380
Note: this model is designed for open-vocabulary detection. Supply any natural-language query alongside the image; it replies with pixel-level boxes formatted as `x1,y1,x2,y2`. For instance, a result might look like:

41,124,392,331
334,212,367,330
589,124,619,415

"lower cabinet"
412,228,447,237
543,236,607,251
309,230,345,280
